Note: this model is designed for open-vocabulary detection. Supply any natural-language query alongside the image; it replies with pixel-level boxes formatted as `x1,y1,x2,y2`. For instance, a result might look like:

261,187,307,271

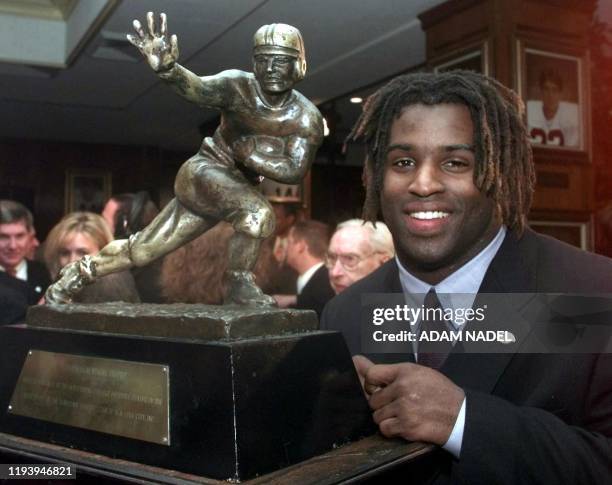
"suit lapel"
383,259,403,293
379,261,415,364
0,271,28,293
478,228,538,294
442,229,539,393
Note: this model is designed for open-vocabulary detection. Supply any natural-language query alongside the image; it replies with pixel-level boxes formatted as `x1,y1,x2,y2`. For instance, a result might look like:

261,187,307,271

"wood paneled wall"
419,0,612,254
0,139,187,239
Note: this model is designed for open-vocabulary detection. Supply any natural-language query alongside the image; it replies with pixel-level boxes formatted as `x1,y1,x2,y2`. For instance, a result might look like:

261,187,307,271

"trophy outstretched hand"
127,11,179,73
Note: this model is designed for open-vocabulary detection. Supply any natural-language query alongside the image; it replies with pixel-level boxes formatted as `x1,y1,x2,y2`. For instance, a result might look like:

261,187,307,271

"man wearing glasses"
326,219,394,294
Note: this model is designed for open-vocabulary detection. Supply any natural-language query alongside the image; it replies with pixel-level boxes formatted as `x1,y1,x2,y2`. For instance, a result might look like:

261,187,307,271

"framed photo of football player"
518,44,586,152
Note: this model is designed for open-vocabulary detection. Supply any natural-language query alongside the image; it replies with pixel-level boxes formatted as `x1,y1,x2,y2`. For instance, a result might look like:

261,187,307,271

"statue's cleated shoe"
224,270,276,306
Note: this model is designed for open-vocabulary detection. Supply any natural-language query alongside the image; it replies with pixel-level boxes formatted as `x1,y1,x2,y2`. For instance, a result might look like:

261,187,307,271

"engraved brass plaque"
8,350,170,445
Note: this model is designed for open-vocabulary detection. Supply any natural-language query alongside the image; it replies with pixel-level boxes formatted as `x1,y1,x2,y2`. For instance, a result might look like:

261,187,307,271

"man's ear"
297,238,308,254
379,254,391,265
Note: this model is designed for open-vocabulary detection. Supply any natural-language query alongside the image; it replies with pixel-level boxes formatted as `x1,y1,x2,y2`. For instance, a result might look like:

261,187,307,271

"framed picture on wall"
65,169,112,214
432,41,490,75
529,220,592,251
517,41,588,153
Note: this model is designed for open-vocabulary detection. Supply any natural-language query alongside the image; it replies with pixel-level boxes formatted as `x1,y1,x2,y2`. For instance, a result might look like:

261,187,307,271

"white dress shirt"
296,262,324,294
0,259,28,281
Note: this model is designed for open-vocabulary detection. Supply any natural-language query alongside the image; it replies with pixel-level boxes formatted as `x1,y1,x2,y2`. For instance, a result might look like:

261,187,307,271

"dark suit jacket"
25,260,51,304
320,228,612,484
0,260,50,324
295,264,335,319
0,272,29,324
0,261,51,305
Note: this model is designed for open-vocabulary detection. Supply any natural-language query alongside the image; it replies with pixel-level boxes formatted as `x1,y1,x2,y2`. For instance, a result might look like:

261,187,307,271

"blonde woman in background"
44,212,139,303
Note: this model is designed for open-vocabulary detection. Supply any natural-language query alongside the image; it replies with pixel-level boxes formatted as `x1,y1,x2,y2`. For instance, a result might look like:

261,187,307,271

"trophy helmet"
253,23,307,81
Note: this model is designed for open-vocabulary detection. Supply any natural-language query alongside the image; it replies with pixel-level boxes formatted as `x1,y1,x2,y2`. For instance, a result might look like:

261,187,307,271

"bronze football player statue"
46,12,323,306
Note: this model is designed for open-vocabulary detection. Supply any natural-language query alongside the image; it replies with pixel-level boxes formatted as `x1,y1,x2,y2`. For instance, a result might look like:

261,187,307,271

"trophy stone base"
0,304,375,481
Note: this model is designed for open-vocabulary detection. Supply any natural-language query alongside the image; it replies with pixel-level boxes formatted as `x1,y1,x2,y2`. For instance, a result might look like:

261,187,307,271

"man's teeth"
410,211,449,220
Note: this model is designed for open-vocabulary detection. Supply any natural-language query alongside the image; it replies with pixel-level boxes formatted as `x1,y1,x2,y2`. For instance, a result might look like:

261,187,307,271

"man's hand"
352,355,375,391
127,12,179,73
272,294,297,308
353,356,464,446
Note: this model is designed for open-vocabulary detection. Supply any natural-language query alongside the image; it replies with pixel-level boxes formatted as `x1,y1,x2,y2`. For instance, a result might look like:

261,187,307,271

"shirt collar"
0,259,28,281
297,261,324,294
397,226,507,313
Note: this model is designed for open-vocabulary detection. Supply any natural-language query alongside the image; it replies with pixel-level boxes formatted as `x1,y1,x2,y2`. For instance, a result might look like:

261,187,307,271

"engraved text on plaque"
8,350,170,445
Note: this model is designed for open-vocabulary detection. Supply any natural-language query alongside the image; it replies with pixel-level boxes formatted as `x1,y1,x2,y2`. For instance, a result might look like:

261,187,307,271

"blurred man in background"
326,219,394,294
273,219,334,318
0,200,50,322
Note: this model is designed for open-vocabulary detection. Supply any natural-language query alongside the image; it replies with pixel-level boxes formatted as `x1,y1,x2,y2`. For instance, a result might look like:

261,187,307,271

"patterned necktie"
417,288,453,369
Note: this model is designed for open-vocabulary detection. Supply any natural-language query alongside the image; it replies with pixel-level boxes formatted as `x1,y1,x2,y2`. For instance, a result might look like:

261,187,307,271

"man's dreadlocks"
347,70,535,233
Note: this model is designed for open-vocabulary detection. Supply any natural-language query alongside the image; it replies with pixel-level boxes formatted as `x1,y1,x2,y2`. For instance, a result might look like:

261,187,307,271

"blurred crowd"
0,195,394,324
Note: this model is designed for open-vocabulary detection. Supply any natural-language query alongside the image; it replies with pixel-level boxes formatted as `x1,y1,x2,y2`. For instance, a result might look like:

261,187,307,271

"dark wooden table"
0,432,434,484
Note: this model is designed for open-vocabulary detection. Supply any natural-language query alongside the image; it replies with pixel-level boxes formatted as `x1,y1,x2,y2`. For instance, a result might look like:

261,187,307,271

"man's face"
327,226,384,294
253,53,297,94
0,221,31,270
380,103,500,282
541,80,561,116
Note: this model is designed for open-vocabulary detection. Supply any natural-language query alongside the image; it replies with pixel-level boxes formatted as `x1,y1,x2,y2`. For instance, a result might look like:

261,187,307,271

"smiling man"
320,71,612,484
0,200,50,321
46,14,323,305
